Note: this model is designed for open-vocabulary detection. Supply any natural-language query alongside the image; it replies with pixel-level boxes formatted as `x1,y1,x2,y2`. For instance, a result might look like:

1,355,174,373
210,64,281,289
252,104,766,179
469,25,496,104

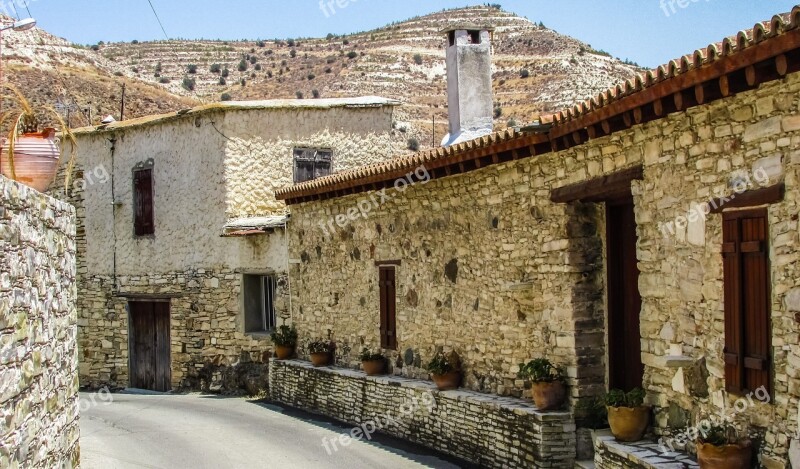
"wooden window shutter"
134,169,154,236
379,267,397,350
722,208,771,394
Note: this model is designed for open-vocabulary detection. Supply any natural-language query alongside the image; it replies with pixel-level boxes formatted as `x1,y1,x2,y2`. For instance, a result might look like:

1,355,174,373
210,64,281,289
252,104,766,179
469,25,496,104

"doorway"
606,198,644,391
129,301,172,391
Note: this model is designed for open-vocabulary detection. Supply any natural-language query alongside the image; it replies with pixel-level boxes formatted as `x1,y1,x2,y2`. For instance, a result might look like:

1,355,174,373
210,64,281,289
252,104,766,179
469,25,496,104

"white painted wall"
71,104,401,277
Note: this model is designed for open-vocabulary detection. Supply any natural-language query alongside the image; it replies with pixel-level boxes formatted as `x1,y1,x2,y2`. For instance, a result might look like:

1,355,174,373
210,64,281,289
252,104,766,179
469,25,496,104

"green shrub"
270,325,297,347
413,53,423,65
187,64,198,74
182,77,196,91
307,73,315,80
346,51,358,59
520,69,530,78
221,68,230,77
312,89,320,98
517,358,564,383
210,63,222,73
296,91,304,99
407,138,420,151
159,77,170,84
307,339,331,354
359,348,384,361
426,351,461,375
604,388,646,408
289,49,297,58
238,59,248,72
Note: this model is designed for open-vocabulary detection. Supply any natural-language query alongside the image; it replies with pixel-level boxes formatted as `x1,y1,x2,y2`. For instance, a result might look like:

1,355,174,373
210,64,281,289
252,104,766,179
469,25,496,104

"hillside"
1,15,196,129
4,6,642,149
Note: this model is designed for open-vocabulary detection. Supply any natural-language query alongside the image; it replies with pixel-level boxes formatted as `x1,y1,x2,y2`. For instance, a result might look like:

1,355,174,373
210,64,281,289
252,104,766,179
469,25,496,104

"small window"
468,30,481,44
448,31,455,47
379,266,397,350
133,168,154,236
293,148,332,184
243,275,277,333
722,208,771,395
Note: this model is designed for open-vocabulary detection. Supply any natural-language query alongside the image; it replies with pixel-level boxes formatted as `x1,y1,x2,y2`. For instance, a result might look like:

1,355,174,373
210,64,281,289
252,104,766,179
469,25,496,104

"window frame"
132,167,155,236
293,147,333,184
242,274,277,335
378,265,397,350
721,207,772,396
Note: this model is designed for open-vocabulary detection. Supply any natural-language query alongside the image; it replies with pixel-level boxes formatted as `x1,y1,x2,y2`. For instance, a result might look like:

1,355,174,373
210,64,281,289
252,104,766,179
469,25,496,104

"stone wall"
286,71,800,463
1,176,79,468
269,359,576,468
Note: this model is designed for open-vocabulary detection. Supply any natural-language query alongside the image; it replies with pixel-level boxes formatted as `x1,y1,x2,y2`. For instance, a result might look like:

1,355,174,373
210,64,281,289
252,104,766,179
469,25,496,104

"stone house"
274,12,800,468
56,97,403,392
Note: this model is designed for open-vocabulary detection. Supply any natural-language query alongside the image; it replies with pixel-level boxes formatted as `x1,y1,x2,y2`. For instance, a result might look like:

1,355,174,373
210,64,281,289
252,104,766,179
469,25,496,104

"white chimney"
441,24,495,147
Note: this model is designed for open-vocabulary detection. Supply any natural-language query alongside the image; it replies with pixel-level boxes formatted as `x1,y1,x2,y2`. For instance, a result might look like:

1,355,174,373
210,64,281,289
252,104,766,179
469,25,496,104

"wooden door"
129,301,171,391
606,198,644,392
379,267,397,350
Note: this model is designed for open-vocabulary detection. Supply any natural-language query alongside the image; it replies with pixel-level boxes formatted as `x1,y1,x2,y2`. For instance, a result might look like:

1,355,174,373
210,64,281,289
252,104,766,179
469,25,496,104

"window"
722,208,771,395
293,148,332,184
243,275,277,333
133,168,154,236
379,266,397,350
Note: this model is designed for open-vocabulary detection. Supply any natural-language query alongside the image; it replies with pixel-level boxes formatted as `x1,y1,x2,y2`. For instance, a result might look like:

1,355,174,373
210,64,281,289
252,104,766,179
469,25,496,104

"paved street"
79,391,463,469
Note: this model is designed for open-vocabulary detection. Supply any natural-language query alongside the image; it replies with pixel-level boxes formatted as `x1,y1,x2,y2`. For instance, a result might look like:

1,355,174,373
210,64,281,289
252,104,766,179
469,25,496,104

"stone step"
575,460,596,469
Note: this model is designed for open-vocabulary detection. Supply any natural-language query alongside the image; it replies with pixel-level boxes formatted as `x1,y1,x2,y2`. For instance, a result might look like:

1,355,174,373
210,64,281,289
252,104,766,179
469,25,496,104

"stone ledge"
594,432,698,469
269,358,577,468
274,359,572,420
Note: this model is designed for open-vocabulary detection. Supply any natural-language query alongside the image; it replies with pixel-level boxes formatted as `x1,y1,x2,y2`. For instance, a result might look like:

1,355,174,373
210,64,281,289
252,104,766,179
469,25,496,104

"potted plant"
517,358,567,411
308,339,332,367
605,388,650,442
696,424,752,469
426,351,462,391
359,349,386,376
0,85,76,192
270,325,298,360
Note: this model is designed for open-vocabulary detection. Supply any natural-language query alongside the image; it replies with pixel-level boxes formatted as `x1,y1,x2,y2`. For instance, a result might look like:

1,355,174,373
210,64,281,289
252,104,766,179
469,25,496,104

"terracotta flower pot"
431,371,461,391
0,129,60,192
607,406,650,442
362,359,385,376
310,352,331,367
531,381,567,411
696,440,752,469
274,345,294,360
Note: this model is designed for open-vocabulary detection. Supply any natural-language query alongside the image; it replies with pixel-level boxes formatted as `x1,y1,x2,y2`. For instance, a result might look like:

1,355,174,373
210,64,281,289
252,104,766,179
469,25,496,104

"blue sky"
12,0,798,67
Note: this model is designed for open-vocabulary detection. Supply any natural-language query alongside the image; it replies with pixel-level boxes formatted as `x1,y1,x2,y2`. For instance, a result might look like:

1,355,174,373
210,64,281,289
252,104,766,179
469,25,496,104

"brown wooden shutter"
379,267,397,350
134,169,154,236
722,208,770,394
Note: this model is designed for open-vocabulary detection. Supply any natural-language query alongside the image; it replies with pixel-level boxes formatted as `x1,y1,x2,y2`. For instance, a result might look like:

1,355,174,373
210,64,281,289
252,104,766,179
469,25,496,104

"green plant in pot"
426,351,462,391
517,358,567,411
696,424,752,469
270,325,298,360
308,339,333,367
604,388,650,442
359,349,386,376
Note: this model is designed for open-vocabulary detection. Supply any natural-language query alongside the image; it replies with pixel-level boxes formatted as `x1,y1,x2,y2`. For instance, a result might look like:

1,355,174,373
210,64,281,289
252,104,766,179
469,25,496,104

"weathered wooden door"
129,301,171,391
606,198,644,392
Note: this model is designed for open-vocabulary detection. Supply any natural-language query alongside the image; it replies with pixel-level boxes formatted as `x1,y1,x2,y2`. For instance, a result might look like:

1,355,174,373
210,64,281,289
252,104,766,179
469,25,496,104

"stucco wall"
56,103,404,392
1,176,79,468
286,72,800,463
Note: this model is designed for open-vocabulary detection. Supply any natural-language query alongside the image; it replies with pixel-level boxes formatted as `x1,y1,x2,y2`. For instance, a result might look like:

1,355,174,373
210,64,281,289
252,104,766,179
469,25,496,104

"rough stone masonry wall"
269,359,576,468
288,71,800,463
1,176,79,468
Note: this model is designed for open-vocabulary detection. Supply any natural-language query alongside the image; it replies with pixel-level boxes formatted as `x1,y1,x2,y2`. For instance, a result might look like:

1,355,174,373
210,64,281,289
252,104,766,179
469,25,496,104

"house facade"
275,12,800,467
55,97,403,392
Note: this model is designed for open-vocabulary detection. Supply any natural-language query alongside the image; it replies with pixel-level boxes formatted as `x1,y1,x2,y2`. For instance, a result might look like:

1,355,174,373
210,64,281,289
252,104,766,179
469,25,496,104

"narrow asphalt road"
79,391,465,469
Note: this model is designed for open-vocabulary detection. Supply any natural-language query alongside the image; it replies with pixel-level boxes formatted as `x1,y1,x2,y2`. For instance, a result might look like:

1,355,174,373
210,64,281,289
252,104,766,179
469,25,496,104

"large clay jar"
274,345,294,360
696,440,752,469
0,128,60,192
362,360,385,376
310,352,331,367
431,371,461,391
607,406,650,442
531,381,567,411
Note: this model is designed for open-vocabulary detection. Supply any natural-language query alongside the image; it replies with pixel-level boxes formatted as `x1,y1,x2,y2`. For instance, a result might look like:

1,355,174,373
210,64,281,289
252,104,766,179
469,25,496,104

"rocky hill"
5,6,642,149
